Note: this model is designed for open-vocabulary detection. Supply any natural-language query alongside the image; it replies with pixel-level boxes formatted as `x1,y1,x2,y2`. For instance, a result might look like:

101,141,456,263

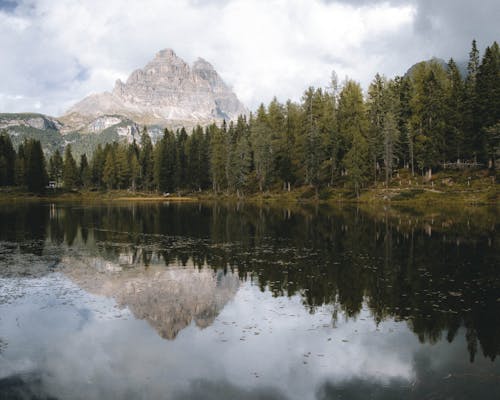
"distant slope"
406,57,468,78
0,113,141,159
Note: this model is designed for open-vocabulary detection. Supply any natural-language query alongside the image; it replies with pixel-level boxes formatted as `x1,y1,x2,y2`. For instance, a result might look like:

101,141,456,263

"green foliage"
0,131,16,186
343,130,370,197
25,139,48,193
0,38,496,196
49,150,63,186
63,145,79,189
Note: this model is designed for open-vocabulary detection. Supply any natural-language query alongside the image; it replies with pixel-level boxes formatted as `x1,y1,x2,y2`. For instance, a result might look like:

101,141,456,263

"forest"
0,40,499,196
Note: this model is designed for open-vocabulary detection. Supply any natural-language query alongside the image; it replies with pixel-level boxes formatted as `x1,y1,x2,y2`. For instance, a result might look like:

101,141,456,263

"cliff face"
64,49,247,129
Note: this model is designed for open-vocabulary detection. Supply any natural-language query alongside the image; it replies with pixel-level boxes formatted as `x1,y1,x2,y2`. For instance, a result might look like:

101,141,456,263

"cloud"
0,0,498,116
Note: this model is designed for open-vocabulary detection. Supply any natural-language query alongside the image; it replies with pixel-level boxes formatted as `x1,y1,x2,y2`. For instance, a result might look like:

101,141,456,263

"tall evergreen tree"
25,139,48,193
139,128,154,190
63,145,79,189
48,149,63,187
445,58,466,161
154,129,176,192
79,154,91,188
15,142,26,186
393,75,412,169
0,131,16,186
409,61,449,173
338,80,368,172
344,130,369,198
103,149,117,189
367,74,388,183
251,104,273,191
175,128,188,189
463,39,481,159
209,123,227,192
475,42,500,162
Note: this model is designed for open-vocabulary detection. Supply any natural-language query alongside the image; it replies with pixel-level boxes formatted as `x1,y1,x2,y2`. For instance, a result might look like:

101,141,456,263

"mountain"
0,49,247,158
62,255,239,340
0,112,142,159
61,49,247,131
406,57,468,78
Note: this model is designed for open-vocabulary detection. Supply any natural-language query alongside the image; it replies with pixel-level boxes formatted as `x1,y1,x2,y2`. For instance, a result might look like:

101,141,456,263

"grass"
0,169,497,206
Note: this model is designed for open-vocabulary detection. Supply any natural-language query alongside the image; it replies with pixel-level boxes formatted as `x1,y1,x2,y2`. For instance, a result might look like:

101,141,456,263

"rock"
64,48,247,130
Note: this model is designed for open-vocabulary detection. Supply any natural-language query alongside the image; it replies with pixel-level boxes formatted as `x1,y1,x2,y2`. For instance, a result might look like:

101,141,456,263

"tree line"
0,40,498,195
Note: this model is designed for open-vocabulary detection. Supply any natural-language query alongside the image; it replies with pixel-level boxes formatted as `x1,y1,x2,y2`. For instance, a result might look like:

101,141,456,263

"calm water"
0,202,498,400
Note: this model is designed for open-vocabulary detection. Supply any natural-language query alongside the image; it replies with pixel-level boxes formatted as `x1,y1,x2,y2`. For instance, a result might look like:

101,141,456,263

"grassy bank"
0,169,497,206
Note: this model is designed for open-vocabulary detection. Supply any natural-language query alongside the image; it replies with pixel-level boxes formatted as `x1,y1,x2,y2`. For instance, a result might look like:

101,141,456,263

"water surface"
0,202,498,399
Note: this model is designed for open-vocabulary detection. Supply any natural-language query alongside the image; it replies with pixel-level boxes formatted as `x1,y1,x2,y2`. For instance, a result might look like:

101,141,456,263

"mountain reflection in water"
62,256,239,339
0,202,499,400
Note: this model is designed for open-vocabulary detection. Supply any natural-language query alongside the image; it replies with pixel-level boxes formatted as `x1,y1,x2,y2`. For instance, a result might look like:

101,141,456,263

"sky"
0,0,499,116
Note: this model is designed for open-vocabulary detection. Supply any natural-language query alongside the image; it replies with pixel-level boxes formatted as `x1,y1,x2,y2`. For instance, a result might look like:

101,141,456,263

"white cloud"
0,0,497,116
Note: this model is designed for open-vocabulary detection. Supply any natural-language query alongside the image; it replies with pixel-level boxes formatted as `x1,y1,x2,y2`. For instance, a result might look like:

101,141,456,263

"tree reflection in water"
0,202,498,361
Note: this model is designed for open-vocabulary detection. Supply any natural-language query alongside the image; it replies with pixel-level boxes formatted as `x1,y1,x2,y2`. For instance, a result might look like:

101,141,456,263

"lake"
0,202,498,399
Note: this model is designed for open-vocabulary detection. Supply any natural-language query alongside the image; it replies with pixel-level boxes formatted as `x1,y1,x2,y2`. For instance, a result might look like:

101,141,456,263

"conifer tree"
15,142,26,186
103,150,117,189
344,131,369,198
25,139,48,193
63,145,79,189
251,104,273,191
48,149,63,187
0,131,16,186
463,39,481,159
139,128,154,190
475,42,500,162
445,58,466,161
91,144,106,188
209,123,227,192
338,80,368,172
367,74,388,183
154,129,176,192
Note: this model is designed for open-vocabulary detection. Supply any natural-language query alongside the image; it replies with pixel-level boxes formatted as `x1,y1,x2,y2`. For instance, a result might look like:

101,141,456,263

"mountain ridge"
62,48,247,131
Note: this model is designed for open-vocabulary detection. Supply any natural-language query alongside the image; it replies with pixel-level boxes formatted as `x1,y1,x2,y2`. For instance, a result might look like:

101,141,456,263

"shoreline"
0,185,497,207
1,167,498,207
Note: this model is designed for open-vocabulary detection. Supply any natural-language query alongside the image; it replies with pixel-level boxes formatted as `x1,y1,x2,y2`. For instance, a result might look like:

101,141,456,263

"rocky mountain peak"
64,49,247,130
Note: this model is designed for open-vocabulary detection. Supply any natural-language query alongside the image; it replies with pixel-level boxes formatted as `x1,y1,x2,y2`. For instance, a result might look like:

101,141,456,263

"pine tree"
251,104,273,191
128,144,140,191
463,39,481,159
175,128,188,189
445,58,466,161
367,74,388,183
485,123,500,169
209,123,227,193
338,80,368,173
79,154,90,188
154,129,176,192
277,100,300,190
115,144,131,189
232,116,252,195
139,128,154,191
300,88,324,190
25,139,48,193
409,61,448,173
393,75,412,169
186,125,208,191
102,150,117,189
91,144,106,188
48,149,63,187
0,131,16,186
475,42,500,162
344,131,369,198
63,145,79,189
15,142,26,186
382,111,399,186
